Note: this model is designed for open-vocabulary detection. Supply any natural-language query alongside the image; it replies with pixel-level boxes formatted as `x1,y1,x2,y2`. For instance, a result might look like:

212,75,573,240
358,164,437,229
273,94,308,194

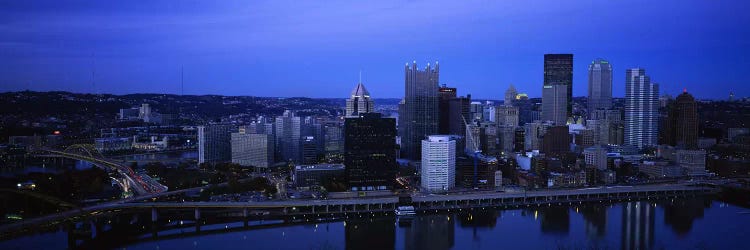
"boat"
395,206,416,216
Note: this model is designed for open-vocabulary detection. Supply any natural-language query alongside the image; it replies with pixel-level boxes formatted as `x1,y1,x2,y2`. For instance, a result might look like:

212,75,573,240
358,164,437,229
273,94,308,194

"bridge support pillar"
312,206,315,213
151,207,158,222
243,208,248,218
194,208,201,220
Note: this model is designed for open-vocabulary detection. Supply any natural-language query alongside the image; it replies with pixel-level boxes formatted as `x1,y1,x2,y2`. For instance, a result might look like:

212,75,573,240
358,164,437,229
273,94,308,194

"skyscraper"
504,84,518,106
345,82,374,117
625,68,659,149
542,84,568,125
345,113,397,191
588,59,613,114
400,61,440,160
495,105,519,127
275,110,301,163
544,54,573,115
421,135,456,192
438,85,457,134
198,124,235,164
231,128,274,168
673,90,699,149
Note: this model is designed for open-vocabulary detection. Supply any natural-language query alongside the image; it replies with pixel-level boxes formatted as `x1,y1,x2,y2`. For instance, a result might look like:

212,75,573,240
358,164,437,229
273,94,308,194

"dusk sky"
1,0,748,99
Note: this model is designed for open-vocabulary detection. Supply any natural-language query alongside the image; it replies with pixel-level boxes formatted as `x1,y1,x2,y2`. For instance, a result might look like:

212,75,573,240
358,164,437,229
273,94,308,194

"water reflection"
621,201,654,250
580,204,607,239
345,217,395,250
538,206,569,235
403,214,454,250
0,197,739,250
662,197,709,236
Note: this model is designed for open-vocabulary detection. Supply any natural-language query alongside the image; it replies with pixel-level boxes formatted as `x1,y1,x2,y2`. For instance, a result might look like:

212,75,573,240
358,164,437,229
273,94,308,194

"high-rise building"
673,91,699,149
496,105,519,127
583,145,608,170
324,121,344,155
345,113,397,191
400,61,440,160
346,82,374,117
231,128,274,168
498,125,516,154
275,110,301,163
544,54,573,115
198,124,235,164
505,84,518,106
524,121,546,151
625,68,659,149
542,84,568,125
588,59,613,115
301,136,319,164
438,85,457,134
470,101,484,121
448,95,471,138
542,125,570,156
421,135,456,192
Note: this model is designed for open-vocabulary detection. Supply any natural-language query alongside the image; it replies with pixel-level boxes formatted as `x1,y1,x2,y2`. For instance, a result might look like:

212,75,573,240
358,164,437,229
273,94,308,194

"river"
0,197,748,249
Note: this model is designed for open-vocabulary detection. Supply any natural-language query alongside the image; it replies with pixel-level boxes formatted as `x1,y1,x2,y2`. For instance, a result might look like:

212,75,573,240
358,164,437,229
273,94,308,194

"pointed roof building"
346,82,374,117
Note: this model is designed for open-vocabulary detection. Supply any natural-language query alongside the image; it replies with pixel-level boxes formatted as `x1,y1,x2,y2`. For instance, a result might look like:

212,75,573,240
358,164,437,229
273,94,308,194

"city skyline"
1,1,748,99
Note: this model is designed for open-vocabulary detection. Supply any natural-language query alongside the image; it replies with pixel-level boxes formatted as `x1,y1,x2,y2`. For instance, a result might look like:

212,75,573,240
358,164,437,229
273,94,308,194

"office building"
588,59,613,114
400,61,440,160
301,136,319,164
438,85,457,134
293,164,345,190
275,110,301,163
496,105,519,127
324,121,344,155
346,82,374,117
673,91,699,149
625,68,659,149
542,126,570,156
505,84,518,106
584,145,608,170
231,129,274,168
676,149,706,176
448,95,471,138
345,113,397,191
542,84,568,125
198,124,235,164
421,135,456,192
544,54,574,115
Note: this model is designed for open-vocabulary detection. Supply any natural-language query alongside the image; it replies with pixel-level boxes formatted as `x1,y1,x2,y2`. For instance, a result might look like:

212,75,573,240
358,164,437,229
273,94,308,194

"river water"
0,197,748,250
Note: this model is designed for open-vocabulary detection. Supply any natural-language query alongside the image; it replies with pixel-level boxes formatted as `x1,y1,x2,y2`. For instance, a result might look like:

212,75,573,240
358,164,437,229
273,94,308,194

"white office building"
421,135,456,192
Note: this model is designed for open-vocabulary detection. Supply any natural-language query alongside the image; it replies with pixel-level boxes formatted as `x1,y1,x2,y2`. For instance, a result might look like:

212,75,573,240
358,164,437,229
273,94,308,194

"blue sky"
1,0,748,99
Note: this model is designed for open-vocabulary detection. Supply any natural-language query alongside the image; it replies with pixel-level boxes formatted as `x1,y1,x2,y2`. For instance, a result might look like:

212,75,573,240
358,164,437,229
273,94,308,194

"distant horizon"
2,89,735,101
2,1,748,99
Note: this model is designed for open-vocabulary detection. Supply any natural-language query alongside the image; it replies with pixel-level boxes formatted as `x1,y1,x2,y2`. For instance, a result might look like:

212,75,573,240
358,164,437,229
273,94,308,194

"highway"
39,149,168,195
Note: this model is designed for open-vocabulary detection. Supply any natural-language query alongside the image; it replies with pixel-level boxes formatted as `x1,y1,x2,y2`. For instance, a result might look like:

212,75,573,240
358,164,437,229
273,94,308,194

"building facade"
587,59,613,115
544,54,574,115
198,124,235,164
275,110,301,163
625,68,659,149
400,61,440,160
231,129,274,168
345,113,397,191
542,84,568,126
421,135,456,192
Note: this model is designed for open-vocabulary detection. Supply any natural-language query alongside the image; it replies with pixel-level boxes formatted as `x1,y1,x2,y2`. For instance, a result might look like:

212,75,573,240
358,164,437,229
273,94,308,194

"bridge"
34,145,168,196
0,183,717,240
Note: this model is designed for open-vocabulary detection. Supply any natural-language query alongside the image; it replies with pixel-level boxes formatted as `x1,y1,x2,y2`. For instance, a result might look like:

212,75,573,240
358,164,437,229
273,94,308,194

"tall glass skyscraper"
198,123,235,164
275,110,301,163
588,59,613,114
544,54,573,115
400,61,439,160
625,68,659,149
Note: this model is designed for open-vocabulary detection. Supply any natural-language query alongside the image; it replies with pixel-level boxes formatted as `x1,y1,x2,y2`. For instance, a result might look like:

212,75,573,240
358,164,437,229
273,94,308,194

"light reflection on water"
0,197,748,250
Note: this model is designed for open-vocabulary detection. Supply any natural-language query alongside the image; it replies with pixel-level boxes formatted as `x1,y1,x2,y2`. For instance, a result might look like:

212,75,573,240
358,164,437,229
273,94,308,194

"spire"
359,70,362,84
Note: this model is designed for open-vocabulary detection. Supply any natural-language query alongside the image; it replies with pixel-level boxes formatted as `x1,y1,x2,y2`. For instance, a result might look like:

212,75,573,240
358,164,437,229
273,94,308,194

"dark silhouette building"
345,113,397,191
544,54,574,115
542,126,570,156
400,61,440,160
673,91,699,149
438,85,457,134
